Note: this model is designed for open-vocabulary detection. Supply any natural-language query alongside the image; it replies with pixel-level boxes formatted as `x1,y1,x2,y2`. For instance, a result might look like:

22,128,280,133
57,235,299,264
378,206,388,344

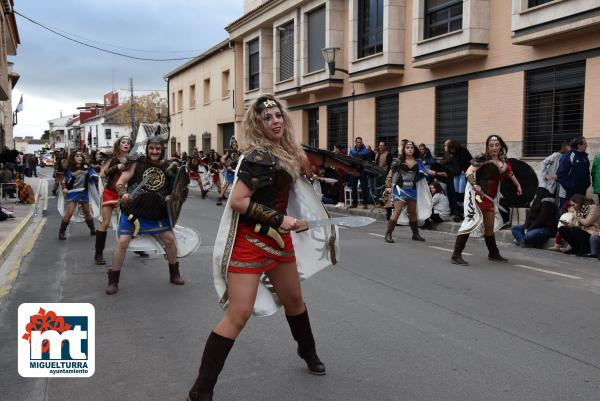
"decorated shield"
500,158,538,208
302,145,386,177
168,165,190,226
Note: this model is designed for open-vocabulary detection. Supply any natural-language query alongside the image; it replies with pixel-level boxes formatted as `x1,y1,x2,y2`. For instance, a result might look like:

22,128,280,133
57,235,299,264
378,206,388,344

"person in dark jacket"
442,139,472,214
556,137,590,207
511,188,558,248
374,141,392,205
348,136,371,208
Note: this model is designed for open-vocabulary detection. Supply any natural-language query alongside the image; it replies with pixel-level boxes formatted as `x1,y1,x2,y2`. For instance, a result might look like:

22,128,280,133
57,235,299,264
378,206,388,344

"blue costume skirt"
66,190,89,203
392,185,417,203
117,212,171,236
226,170,235,184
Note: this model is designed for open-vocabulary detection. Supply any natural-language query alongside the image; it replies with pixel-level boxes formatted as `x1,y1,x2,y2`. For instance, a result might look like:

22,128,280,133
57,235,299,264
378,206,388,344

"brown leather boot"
169,262,185,285
384,219,396,243
94,230,107,265
105,270,120,295
410,221,425,242
286,307,326,375
188,332,235,401
451,234,470,265
58,220,69,240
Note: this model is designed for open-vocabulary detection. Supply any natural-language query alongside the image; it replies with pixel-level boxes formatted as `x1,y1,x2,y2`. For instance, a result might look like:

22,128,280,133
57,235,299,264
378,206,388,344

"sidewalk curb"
0,179,43,263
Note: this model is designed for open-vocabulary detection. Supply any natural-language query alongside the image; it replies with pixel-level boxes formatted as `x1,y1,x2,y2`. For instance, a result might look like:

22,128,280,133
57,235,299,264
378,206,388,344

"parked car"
41,154,53,168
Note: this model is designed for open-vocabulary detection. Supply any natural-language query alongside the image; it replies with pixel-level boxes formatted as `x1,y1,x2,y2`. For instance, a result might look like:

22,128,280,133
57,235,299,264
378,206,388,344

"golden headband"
262,99,277,109
489,136,499,141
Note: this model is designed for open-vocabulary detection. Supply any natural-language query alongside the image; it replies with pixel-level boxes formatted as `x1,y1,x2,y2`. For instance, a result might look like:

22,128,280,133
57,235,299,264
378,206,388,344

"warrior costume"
223,146,240,185
452,154,513,264
58,163,99,239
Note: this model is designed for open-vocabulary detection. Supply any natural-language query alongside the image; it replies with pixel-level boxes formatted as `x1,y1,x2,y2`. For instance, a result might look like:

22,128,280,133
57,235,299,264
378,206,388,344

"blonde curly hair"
242,94,305,179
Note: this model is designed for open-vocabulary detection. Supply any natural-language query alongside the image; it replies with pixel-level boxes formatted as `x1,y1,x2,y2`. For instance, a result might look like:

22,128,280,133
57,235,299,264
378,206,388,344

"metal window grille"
188,135,196,153
425,0,462,40
279,22,294,81
308,108,319,148
105,129,111,140
528,0,554,7
307,6,326,73
435,82,468,157
328,104,348,151
524,61,585,157
358,0,384,58
248,39,260,90
376,95,399,157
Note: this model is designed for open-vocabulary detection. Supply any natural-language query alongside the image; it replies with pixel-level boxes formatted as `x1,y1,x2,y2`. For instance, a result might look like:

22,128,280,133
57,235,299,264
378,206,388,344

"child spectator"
421,181,451,229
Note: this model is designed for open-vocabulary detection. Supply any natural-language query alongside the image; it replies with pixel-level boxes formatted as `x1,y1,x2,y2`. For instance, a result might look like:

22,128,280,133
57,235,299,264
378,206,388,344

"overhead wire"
14,10,199,61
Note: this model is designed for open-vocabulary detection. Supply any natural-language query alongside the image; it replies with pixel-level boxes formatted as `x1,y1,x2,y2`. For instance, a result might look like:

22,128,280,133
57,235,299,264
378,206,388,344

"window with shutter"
524,61,585,157
358,0,384,59
328,104,348,151
247,38,260,90
279,22,294,81
435,82,468,156
308,108,319,148
307,7,326,73
376,95,399,157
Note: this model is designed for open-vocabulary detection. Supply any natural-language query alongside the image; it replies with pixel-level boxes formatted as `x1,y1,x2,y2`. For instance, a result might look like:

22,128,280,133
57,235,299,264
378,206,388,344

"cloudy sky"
11,0,243,139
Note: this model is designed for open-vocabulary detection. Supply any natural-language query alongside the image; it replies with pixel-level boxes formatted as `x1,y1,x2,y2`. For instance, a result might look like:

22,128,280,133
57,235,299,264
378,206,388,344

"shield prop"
168,165,190,226
500,158,538,208
303,145,386,177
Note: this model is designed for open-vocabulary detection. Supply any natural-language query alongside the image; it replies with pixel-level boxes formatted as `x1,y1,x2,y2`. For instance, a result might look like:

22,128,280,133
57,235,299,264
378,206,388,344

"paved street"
1,176,600,401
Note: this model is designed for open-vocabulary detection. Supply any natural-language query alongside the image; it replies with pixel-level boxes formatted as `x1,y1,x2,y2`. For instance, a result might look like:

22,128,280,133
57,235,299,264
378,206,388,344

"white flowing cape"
458,182,503,237
213,157,340,317
398,178,433,225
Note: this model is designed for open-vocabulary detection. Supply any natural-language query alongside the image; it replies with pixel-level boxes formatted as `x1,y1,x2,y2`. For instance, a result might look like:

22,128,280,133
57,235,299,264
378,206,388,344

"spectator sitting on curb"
587,232,600,259
421,181,451,230
511,188,558,248
557,194,598,256
549,200,576,252
591,151,600,205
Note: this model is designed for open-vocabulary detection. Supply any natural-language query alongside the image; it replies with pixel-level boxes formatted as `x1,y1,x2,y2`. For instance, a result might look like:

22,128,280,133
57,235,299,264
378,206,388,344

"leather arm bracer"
246,201,284,229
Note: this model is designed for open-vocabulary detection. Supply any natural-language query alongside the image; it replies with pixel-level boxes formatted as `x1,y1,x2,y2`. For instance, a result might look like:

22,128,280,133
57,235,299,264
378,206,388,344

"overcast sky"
11,0,243,139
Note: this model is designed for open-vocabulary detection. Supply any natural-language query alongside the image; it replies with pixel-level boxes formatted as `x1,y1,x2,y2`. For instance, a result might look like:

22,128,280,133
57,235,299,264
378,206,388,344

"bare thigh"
266,262,304,316
214,272,261,339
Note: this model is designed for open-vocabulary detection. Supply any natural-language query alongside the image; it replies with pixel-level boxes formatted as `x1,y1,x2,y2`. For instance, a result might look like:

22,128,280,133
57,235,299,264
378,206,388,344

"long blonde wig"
242,95,305,179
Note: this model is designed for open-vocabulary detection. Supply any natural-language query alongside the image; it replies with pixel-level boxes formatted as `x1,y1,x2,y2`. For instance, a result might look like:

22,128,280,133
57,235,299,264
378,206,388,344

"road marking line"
513,264,581,280
428,246,472,256
368,233,385,238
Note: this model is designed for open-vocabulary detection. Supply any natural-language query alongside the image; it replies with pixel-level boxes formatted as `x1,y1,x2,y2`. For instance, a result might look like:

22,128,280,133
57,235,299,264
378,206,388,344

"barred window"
358,0,383,59
308,108,319,148
425,0,462,40
328,104,348,151
279,22,294,81
376,95,398,157
435,82,468,156
247,39,260,90
524,61,585,157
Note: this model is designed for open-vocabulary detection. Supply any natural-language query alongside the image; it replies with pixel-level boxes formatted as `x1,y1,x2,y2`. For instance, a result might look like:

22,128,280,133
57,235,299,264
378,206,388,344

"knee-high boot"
58,220,69,240
485,235,508,262
105,270,120,295
384,218,397,243
451,234,470,265
95,230,107,265
286,307,326,375
410,221,425,241
85,219,96,236
169,262,185,285
187,332,235,401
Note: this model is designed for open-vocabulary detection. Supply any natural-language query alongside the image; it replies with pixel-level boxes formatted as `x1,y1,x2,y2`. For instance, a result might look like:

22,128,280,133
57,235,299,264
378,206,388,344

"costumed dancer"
186,95,339,401
58,151,99,240
450,134,522,265
384,141,444,243
188,149,204,196
52,149,67,196
94,136,133,265
206,149,222,203
105,137,184,295
217,138,241,205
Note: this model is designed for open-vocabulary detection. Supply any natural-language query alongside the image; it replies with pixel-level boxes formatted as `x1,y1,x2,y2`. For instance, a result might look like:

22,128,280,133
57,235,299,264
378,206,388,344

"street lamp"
321,47,354,151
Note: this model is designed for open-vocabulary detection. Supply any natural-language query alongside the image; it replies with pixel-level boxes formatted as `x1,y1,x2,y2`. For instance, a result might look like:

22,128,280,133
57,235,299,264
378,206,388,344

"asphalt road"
1,175,600,401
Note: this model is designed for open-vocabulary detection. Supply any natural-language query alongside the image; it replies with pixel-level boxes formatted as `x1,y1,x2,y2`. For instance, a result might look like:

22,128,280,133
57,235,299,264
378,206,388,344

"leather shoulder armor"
237,148,277,191
470,153,487,167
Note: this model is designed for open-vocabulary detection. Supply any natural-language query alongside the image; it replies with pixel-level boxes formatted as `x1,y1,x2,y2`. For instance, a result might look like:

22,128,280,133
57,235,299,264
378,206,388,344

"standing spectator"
557,137,590,207
558,194,598,256
348,137,371,209
442,139,472,217
591,150,600,205
539,140,570,198
421,181,451,229
511,188,558,248
15,152,24,175
419,144,434,169
0,163,16,198
366,145,376,163
374,141,392,205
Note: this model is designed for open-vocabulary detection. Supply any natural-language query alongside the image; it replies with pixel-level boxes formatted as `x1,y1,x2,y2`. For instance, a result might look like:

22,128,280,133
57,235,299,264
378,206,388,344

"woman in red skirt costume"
94,136,132,264
186,95,337,401
451,134,522,265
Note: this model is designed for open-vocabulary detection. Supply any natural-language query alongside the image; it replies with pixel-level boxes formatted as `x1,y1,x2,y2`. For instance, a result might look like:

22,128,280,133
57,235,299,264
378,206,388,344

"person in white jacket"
422,181,451,229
